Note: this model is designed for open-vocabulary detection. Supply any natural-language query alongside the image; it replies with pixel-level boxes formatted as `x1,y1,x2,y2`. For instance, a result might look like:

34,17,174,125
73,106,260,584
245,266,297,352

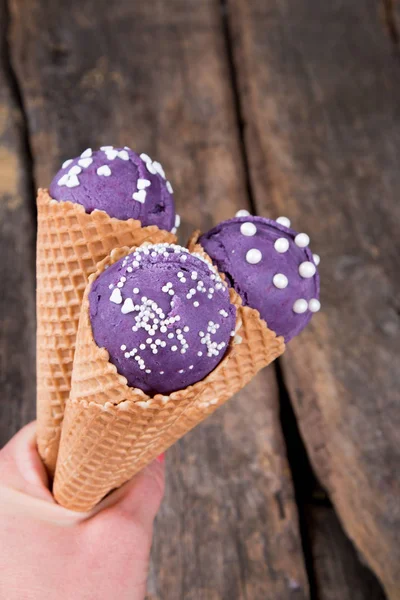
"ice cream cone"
53,245,285,512
36,189,176,475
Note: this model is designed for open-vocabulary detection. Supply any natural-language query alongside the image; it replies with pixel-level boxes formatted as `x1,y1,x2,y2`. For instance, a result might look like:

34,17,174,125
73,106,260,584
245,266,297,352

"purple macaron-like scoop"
49,146,179,233
89,243,236,396
199,215,320,342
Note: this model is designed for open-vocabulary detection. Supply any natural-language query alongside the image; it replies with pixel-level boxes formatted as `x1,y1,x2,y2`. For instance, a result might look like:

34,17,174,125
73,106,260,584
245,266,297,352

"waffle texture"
53,246,285,511
36,189,176,475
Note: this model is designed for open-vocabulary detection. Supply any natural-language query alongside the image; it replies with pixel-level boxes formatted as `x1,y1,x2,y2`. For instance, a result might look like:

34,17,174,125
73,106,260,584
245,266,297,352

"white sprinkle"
101,146,114,151
78,157,93,168
171,345,178,352
97,165,111,177
246,248,262,264
62,159,73,169
293,299,308,314
194,301,199,307
160,371,164,375
69,165,82,175
240,222,257,237
175,214,180,228
276,216,291,228
167,333,174,339
171,227,177,234
273,273,289,289
110,288,122,304
179,369,184,374
146,161,157,175
146,369,151,374
309,298,321,313
295,233,310,248
65,175,80,188
137,178,151,190
313,253,321,266
57,174,69,186
191,272,198,280
146,338,152,344
133,287,139,294
132,190,146,203
105,149,118,160
120,345,126,351
124,352,130,358
118,149,129,161
235,209,250,217
189,365,194,370
274,238,290,253
132,261,139,268
299,261,316,278
197,351,203,357
153,161,166,178
80,148,92,158
167,181,174,194
117,282,124,288
183,326,189,332
140,153,152,163
121,298,135,314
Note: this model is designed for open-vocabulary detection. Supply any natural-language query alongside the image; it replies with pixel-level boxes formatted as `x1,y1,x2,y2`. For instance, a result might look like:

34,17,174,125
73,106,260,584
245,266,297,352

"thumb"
0,421,52,502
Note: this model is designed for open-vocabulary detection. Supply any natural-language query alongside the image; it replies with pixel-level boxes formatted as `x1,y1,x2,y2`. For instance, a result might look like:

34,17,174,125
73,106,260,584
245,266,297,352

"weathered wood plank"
228,0,400,596
9,1,309,597
0,0,36,446
307,506,387,600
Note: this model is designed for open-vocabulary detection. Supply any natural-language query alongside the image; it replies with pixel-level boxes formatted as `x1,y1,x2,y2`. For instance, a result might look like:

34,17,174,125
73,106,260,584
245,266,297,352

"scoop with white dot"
90,243,236,395
49,146,177,232
199,214,320,342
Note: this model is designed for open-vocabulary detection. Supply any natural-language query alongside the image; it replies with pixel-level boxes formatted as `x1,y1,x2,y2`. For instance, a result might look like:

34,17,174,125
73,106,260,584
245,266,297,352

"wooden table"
1,1,398,598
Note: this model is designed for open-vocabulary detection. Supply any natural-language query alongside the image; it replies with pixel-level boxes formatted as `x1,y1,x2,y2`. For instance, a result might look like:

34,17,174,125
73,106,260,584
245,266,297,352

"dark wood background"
1,1,399,598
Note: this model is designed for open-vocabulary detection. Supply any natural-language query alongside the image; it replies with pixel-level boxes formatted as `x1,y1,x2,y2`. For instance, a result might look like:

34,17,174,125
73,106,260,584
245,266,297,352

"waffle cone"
53,245,285,511
36,189,176,475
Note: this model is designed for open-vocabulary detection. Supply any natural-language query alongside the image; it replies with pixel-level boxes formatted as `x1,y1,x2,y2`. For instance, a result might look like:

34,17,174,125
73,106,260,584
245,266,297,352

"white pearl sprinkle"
299,261,316,278
309,298,321,313
276,216,291,228
62,159,73,169
194,301,199,307
273,274,289,289
120,345,126,351
246,248,262,264
97,165,111,177
110,288,122,304
133,287,139,294
313,253,321,266
274,238,289,253
240,222,257,237
295,233,310,248
293,299,308,314
171,346,177,352
235,209,250,217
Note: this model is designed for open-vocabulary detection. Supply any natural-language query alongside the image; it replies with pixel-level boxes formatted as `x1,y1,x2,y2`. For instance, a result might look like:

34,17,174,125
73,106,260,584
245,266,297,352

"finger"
0,422,52,502
96,456,166,530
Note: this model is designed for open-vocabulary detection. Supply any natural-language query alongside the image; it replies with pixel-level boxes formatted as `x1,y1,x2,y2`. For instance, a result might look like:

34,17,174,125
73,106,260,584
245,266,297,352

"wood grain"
0,0,36,447
8,1,309,597
308,506,387,600
228,0,400,596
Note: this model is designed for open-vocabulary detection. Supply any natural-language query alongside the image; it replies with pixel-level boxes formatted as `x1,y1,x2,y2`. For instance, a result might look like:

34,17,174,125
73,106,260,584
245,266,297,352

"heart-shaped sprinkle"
137,178,151,190
110,288,122,304
65,174,80,188
78,157,93,168
175,214,181,228
167,181,173,194
118,149,129,161
140,152,152,163
105,149,118,160
58,174,69,186
132,190,146,203
97,165,111,177
69,165,82,175
146,161,157,175
80,148,92,158
100,145,114,151
62,159,73,169
121,298,135,314
153,161,166,178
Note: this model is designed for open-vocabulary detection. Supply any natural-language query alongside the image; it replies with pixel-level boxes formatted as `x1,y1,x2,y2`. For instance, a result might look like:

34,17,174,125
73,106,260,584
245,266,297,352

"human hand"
0,422,165,600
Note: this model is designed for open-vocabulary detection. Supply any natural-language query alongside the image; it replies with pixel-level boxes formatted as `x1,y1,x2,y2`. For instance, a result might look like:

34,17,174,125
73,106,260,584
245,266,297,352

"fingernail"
156,453,165,463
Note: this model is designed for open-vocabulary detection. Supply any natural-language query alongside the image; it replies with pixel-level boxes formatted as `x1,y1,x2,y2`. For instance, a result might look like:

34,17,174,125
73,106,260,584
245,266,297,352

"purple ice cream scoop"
49,146,179,232
198,215,320,342
89,243,236,395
